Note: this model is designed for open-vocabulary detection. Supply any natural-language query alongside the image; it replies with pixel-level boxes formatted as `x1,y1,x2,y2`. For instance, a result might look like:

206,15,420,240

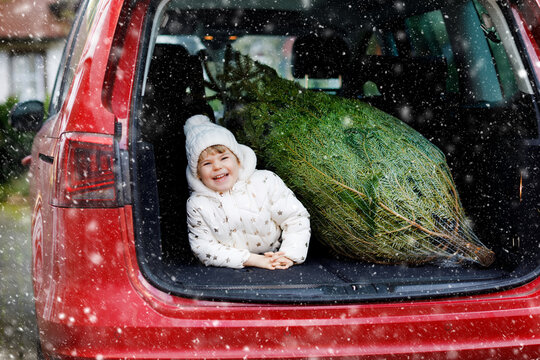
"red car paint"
27,0,540,358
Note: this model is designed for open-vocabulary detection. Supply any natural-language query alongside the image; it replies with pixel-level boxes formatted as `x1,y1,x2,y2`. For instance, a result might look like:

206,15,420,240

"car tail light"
53,133,117,207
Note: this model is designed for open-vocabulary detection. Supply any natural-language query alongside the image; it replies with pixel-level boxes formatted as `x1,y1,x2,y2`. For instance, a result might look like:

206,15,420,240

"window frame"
48,0,95,117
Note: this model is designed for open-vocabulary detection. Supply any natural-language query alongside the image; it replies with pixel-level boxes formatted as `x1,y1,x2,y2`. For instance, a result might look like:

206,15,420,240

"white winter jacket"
186,145,311,268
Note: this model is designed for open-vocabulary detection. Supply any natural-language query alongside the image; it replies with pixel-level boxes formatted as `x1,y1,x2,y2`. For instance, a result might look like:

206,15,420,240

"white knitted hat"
184,114,242,176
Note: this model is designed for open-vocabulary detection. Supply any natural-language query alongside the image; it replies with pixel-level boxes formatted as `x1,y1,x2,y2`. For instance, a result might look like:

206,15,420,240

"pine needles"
214,50,495,267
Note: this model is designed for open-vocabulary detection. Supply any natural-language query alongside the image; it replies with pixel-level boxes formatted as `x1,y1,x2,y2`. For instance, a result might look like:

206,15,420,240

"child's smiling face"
197,147,240,193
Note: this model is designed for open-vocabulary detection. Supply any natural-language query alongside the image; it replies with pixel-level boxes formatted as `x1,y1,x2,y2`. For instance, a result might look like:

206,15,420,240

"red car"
10,0,540,358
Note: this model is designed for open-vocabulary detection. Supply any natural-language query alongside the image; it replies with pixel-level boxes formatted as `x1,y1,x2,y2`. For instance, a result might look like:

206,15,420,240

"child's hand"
243,252,294,270
264,251,294,269
243,254,277,270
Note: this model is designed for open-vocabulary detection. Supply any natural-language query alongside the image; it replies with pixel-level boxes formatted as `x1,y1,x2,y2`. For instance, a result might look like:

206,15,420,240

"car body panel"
51,0,120,139
36,205,540,358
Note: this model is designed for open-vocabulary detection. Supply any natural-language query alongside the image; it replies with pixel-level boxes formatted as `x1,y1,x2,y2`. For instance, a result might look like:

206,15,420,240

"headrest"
292,31,350,78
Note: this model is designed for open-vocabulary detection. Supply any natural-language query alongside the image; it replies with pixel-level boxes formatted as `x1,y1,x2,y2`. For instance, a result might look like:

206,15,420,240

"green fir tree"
206,50,495,267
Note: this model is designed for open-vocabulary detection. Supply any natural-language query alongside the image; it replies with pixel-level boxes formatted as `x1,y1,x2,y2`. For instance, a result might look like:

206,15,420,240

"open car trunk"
129,0,540,303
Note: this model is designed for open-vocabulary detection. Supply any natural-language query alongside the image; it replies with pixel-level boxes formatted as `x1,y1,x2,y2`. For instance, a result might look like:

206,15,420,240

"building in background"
0,0,77,103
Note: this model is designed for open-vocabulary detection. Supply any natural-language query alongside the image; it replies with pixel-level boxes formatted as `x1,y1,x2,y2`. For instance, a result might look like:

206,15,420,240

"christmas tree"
206,50,495,267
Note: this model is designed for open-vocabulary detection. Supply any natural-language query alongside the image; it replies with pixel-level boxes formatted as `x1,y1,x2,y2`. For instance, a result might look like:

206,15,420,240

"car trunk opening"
127,0,540,303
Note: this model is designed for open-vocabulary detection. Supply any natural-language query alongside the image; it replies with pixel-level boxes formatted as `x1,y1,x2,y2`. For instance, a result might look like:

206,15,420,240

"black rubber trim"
38,153,54,164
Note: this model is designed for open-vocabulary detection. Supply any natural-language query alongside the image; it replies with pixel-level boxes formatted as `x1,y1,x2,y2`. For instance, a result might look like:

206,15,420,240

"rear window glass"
49,0,100,116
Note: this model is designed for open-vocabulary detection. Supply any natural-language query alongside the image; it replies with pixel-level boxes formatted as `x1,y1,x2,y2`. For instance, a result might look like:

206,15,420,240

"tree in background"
0,98,35,184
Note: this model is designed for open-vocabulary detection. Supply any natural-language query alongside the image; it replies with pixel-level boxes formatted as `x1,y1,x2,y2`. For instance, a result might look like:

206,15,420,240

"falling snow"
2,0,540,358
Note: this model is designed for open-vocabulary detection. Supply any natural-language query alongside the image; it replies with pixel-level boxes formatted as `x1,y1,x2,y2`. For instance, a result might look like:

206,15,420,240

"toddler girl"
184,115,311,269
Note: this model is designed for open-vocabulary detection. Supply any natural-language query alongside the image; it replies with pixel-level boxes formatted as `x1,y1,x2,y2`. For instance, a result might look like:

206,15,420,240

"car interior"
130,0,540,302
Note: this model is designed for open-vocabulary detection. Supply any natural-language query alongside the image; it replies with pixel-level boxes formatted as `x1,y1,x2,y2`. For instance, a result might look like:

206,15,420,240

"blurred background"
0,1,78,358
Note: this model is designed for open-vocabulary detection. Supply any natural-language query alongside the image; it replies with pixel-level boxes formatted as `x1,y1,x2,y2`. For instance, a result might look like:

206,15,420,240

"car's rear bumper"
36,207,540,359
38,303,540,359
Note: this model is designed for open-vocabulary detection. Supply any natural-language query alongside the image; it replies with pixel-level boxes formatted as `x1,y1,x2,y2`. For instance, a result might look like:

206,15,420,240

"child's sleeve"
267,172,311,264
186,198,251,269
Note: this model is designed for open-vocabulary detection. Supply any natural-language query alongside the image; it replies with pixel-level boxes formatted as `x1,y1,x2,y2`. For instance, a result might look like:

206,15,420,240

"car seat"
140,44,212,262
344,55,448,133
291,31,351,92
